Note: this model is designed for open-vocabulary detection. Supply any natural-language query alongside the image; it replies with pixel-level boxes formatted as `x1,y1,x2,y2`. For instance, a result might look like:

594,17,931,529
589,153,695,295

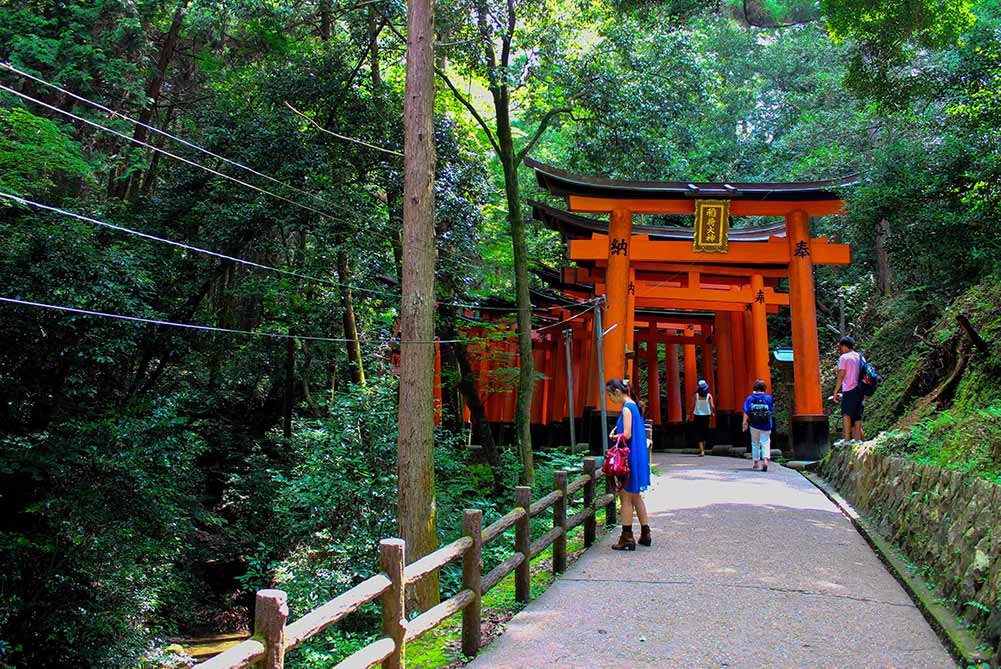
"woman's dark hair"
606,378,629,395
839,336,856,350
697,379,709,398
753,379,767,392
604,376,636,402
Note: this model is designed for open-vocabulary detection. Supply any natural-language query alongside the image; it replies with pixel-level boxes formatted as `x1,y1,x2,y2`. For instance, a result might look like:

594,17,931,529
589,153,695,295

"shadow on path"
467,455,955,669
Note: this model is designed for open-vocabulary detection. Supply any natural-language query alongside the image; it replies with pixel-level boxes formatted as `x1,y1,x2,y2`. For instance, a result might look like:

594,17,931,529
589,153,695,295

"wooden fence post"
254,589,288,669
461,509,483,658
380,538,406,669
553,471,568,574
515,486,532,604
583,458,596,548
605,473,617,527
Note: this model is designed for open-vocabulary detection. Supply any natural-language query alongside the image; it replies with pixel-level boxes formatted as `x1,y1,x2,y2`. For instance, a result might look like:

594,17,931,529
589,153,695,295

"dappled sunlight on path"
468,454,955,669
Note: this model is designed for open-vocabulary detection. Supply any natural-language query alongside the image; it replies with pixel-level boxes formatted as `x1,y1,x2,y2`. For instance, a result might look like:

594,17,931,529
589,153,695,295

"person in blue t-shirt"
741,379,775,472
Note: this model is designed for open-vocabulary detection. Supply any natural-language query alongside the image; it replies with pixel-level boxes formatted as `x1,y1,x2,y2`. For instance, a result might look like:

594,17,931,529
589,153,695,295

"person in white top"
691,379,714,457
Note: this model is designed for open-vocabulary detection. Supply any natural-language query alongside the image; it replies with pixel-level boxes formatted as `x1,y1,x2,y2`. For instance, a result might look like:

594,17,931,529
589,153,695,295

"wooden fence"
197,456,617,669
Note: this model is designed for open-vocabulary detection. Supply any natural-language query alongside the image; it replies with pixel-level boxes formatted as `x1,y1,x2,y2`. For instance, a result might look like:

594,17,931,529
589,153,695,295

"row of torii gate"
437,160,853,460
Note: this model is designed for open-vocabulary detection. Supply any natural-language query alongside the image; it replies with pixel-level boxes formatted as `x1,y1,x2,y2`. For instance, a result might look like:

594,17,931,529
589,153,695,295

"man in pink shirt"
832,336,863,445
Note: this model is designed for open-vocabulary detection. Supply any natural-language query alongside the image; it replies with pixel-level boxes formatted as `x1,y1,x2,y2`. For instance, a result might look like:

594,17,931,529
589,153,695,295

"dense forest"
1,0,999,665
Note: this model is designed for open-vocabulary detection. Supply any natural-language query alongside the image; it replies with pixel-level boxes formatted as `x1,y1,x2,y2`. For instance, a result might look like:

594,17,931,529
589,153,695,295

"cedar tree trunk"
397,0,439,611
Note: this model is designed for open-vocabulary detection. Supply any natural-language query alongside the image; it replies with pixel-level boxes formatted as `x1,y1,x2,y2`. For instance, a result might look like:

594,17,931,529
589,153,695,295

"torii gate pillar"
665,343,684,448
602,208,632,410
714,314,735,442
787,209,830,459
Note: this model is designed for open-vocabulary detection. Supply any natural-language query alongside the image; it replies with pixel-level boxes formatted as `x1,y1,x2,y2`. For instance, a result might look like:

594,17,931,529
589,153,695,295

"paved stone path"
469,454,956,669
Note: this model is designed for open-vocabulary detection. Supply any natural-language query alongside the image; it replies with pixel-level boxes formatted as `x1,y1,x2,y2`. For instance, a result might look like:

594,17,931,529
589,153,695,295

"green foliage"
0,395,209,667
822,0,976,106
0,106,90,196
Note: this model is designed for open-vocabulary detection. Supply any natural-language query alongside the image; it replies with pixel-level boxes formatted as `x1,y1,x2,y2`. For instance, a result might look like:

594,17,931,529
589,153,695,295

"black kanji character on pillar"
610,238,628,256
755,289,766,304
628,281,635,295
794,240,811,257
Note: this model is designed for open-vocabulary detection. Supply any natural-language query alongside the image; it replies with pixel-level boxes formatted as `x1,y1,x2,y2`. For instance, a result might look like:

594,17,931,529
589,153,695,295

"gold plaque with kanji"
693,199,730,253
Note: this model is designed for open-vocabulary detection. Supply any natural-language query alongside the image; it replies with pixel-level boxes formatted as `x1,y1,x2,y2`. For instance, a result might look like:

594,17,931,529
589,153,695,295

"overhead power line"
0,296,595,344
0,83,346,222
0,61,347,215
0,190,406,301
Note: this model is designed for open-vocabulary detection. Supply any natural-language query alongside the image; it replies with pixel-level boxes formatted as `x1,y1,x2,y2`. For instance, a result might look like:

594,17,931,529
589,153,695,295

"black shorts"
841,387,864,422
693,414,711,442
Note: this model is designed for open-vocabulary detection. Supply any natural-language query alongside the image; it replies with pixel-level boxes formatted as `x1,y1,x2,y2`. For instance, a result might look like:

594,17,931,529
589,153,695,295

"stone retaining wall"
822,444,1000,657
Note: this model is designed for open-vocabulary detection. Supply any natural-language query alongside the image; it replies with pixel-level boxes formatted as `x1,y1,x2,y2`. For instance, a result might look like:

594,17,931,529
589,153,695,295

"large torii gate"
528,159,853,459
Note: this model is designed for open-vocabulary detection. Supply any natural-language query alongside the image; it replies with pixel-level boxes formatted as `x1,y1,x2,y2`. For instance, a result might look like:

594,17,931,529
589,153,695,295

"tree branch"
435,68,501,155
515,106,571,164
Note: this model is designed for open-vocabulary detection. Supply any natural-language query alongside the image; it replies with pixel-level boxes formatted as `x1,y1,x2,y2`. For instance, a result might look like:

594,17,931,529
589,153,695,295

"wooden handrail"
482,507,525,543
529,489,563,518
284,574,391,650
195,455,617,669
529,526,565,560
566,473,591,496
331,638,395,669
403,536,473,585
481,551,525,593
404,590,476,642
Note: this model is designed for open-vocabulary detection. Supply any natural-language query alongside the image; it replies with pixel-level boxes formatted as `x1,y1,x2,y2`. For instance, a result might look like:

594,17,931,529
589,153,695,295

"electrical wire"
0,71,589,317
0,192,402,298
0,83,349,222
0,191,566,313
0,62,350,215
0,298,595,345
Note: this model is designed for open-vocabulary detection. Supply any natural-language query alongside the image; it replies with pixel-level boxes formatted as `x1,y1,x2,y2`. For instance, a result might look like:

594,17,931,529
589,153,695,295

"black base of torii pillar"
791,415,830,460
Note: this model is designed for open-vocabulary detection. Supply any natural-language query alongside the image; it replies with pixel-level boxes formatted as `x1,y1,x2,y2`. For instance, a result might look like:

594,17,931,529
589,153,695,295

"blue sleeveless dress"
615,400,650,493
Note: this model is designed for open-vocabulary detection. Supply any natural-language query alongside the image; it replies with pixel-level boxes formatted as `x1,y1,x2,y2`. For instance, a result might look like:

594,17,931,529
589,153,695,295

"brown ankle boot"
612,527,636,551
638,525,652,547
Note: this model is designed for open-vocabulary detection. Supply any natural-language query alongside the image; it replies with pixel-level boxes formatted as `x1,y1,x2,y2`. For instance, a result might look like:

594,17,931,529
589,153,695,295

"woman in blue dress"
606,378,651,551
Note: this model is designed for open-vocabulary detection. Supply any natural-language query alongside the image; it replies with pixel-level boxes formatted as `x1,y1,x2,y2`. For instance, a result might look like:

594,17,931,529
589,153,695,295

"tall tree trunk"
337,251,366,385
875,218,894,296
284,334,295,439
319,0,331,40
368,7,383,89
493,88,535,486
115,0,191,199
398,0,439,612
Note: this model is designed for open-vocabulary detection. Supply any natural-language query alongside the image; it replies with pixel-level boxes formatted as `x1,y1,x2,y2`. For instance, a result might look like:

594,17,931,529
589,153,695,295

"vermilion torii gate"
527,159,853,459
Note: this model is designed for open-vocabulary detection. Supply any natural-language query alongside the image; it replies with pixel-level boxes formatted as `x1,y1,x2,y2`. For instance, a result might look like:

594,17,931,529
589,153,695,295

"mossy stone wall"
822,444,1000,658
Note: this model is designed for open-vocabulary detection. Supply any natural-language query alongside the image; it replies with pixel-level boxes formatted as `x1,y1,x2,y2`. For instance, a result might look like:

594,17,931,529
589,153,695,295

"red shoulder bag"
602,434,631,478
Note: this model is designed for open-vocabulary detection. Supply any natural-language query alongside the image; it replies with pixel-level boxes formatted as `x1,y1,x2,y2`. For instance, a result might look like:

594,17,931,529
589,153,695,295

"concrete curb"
800,470,994,669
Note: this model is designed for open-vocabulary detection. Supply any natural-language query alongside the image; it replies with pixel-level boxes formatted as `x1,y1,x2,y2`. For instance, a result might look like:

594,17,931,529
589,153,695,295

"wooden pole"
625,267,636,383
714,314,735,411
461,510,483,658
700,342,715,427
666,343,682,423
553,471,568,574
683,342,698,421
254,590,288,669
749,274,771,392
380,538,406,669
583,457,597,548
602,208,633,409
514,486,532,603
786,209,824,415
646,336,661,426
729,311,749,400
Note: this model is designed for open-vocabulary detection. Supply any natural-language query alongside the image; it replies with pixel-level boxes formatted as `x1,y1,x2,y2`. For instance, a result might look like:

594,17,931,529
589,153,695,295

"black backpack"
748,397,771,423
